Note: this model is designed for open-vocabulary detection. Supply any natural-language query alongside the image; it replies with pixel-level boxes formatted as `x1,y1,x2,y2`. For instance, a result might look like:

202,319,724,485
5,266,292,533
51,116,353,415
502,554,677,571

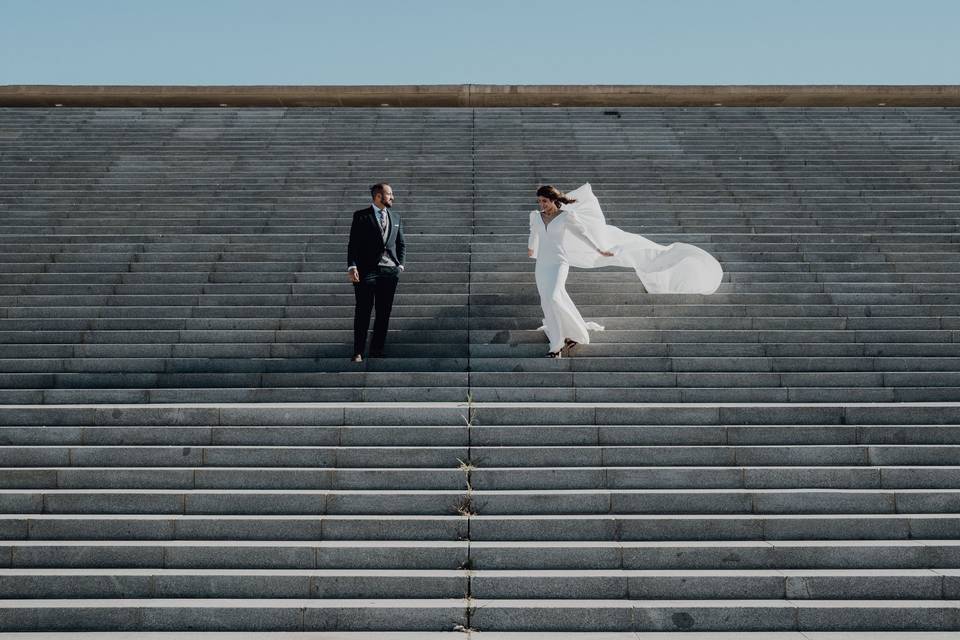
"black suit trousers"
353,265,400,355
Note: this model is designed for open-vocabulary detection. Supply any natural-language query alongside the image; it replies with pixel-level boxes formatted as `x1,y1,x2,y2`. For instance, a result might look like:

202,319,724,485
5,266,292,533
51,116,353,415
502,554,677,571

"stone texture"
2,106,960,632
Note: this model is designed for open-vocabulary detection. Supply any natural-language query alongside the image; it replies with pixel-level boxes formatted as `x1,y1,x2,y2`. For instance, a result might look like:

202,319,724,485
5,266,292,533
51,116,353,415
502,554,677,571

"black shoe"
350,354,363,363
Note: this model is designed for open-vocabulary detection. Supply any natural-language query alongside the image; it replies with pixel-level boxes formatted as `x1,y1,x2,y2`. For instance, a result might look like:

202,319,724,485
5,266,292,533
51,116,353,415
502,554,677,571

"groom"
346,183,405,362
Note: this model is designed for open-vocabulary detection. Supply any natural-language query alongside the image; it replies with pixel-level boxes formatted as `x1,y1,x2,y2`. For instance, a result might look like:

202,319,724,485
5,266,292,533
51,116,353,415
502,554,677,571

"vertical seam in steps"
464,386,474,631
467,106,476,397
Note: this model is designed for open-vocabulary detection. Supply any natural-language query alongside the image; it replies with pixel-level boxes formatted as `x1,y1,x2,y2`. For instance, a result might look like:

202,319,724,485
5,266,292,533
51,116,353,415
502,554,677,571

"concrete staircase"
1,107,960,403
3,402,960,632
1,106,960,633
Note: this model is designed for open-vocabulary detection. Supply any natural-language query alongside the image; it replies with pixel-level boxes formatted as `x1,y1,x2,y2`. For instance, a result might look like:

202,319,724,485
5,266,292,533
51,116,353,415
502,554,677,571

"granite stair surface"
0,402,958,631
1,107,960,403
1,106,960,632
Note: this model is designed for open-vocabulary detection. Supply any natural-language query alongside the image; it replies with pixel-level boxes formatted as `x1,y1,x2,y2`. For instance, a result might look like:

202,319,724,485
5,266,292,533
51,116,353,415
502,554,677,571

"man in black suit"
347,183,405,362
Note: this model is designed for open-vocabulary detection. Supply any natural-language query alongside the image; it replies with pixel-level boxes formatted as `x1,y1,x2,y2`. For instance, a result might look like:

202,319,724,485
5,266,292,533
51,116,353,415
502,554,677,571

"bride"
528,184,723,358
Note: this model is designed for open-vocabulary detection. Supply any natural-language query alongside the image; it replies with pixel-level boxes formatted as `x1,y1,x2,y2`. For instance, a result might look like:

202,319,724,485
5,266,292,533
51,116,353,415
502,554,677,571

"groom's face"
376,186,395,208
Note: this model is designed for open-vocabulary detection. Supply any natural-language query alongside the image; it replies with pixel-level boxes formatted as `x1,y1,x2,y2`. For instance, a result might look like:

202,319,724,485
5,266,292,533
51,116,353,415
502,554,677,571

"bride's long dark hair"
536,185,577,206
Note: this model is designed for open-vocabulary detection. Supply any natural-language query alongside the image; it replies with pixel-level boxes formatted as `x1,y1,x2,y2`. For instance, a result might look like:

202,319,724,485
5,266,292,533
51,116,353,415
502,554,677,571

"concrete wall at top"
2,84,960,107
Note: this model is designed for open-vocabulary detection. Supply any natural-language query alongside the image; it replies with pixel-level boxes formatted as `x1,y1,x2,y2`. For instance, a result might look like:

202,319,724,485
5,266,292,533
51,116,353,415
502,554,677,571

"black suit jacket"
347,206,406,275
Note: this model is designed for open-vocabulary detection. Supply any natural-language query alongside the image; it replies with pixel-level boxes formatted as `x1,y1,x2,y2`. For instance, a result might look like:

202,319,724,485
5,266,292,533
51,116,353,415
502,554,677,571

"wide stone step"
3,253,958,265
0,567,956,600
1,597,959,632
4,223,959,234
0,402,955,426
1,513,958,541
6,371,960,392
0,371,471,386
0,445,469,467
7,303,958,320
467,372,952,388
6,465,960,489
7,539,960,570
5,422,960,446
4,315,960,332
4,488,960,515
470,539,960,570
1,241,957,253
6,342,960,360
0,597,466,632
0,358,473,374
4,444,959,467
7,351,960,371
470,344,960,358
3,271,960,285
2,325,959,340
0,467,466,489
0,345,471,360
0,386,468,405
15,387,960,404
468,387,960,404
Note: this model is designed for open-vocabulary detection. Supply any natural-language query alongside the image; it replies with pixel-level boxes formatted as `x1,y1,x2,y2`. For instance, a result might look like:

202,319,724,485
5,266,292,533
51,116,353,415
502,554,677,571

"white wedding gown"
528,183,723,353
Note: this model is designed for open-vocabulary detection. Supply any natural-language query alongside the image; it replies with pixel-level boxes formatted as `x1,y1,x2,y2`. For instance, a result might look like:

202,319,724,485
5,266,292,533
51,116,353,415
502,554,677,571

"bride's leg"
536,261,565,352
551,263,591,346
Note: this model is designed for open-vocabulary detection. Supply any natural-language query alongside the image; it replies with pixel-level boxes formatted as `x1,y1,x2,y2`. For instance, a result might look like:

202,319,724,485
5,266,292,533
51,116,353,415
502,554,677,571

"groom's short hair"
370,183,391,199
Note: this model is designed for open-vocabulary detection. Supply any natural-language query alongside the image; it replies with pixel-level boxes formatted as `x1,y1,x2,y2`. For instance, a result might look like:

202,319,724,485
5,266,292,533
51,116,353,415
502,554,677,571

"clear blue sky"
1,0,957,85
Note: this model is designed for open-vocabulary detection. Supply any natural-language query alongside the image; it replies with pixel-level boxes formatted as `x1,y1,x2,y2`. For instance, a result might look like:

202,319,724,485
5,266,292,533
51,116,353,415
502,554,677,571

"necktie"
378,209,388,232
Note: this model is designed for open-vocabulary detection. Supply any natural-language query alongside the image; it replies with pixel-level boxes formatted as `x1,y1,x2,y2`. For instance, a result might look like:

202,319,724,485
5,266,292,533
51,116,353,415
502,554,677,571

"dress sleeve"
564,210,604,252
528,210,540,258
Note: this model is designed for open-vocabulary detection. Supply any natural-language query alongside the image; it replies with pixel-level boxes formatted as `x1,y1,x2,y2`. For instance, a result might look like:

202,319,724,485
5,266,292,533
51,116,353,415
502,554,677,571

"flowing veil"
557,183,723,294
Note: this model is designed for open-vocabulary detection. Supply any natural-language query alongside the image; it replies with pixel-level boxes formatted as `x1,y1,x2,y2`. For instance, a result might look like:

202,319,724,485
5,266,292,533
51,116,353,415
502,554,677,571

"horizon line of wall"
2,84,960,107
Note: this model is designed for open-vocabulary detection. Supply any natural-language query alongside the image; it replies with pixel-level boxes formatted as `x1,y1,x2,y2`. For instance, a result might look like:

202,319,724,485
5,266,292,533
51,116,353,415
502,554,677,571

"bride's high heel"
545,350,562,358
563,339,579,354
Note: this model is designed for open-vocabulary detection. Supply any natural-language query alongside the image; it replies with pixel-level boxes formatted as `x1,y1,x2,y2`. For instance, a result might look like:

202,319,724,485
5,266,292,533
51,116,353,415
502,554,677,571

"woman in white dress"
528,184,723,358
